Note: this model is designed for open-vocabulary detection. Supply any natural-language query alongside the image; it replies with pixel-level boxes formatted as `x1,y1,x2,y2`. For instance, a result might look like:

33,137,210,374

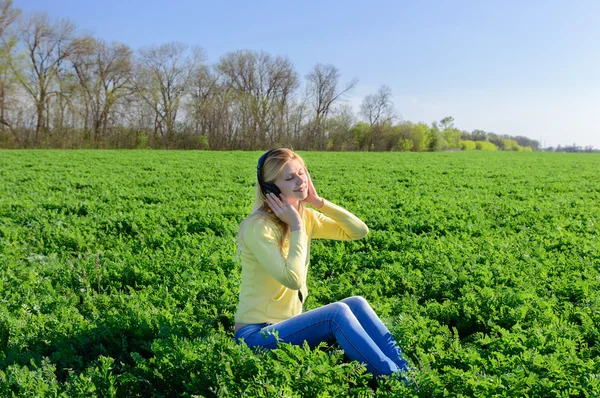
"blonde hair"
235,148,307,261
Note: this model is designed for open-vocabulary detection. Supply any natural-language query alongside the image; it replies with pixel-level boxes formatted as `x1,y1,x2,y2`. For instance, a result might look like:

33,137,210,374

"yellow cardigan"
234,199,369,324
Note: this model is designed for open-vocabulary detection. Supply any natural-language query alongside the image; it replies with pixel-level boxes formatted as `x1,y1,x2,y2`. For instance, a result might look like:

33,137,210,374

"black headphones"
257,149,282,197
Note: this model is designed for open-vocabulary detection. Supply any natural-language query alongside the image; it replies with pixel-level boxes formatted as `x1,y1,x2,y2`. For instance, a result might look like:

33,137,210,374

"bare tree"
360,85,396,150
13,13,80,143
305,63,357,149
187,65,219,135
216,50,298,148
439,116,454,131
325,103,356,151
185,64,238,149
133,42,203,143
287,98,308,148
0,0,19,38
0,0,20,135
70,37,132,144
360,85,395,126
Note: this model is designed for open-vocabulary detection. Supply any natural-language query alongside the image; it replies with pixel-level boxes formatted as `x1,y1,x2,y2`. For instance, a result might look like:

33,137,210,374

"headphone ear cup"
263,182,281,197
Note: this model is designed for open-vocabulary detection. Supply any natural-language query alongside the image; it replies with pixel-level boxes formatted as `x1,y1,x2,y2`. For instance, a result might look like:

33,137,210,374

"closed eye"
286,172,304,180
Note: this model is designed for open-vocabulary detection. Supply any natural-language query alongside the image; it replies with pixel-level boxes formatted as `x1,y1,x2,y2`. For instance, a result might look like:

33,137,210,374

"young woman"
234,148,413,380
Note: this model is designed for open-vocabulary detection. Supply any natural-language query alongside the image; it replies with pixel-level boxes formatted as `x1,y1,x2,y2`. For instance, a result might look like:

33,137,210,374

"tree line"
0,1,541,151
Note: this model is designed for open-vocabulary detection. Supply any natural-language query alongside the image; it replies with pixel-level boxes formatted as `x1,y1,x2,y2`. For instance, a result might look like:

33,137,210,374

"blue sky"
16,0,600,148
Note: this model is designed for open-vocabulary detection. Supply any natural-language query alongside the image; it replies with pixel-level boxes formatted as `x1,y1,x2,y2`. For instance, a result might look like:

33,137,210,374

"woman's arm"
310,199,369,240
243,217,308,290
303,167,369,240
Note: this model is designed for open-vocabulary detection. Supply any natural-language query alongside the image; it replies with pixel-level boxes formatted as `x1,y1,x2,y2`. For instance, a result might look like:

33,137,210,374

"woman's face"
274,159,308,201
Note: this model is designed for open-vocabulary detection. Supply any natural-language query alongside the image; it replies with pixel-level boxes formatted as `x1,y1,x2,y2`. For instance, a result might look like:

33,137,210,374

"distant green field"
0,150,599,397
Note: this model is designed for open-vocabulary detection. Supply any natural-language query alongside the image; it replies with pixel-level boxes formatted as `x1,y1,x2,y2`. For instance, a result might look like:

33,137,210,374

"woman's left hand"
304,168,324,208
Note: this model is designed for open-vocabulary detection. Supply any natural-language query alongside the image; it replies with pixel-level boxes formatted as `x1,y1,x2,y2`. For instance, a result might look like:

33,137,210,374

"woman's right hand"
266,193,302,231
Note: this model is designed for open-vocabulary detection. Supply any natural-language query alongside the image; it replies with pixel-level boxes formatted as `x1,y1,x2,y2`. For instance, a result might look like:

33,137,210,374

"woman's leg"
235,302,401,377
341,296,409,371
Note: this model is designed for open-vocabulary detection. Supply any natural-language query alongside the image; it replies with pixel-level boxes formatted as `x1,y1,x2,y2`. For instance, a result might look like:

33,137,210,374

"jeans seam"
342,299,406,372
330,318,383,375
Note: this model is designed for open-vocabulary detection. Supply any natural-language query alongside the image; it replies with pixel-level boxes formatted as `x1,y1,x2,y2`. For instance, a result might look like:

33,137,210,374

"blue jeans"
234,296,409,377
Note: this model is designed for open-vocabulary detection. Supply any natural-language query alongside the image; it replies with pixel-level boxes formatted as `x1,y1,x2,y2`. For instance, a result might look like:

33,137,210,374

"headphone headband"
257,149,275,176
256,149,281,197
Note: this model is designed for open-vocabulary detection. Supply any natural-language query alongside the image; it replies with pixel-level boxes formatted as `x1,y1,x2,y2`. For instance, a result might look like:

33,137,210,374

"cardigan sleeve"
310,199,369,241
243,217,308,290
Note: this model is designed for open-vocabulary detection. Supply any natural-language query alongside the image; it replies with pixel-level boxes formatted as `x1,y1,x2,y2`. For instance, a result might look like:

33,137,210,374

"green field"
0,150,599,397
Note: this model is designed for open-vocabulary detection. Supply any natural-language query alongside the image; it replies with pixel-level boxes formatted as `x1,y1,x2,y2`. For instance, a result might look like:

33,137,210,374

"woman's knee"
328,301,353,317
326,302,360,330
341,295,369,309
